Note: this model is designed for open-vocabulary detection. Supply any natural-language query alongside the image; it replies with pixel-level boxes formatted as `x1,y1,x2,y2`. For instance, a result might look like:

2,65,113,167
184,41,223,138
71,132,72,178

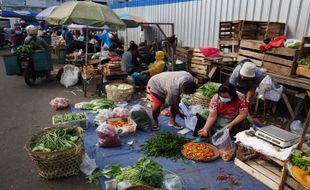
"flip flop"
151,125,160,131
168,122,184,130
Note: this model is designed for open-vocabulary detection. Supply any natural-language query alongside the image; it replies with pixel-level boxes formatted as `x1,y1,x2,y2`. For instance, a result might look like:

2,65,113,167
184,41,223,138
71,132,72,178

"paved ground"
0,47,99,190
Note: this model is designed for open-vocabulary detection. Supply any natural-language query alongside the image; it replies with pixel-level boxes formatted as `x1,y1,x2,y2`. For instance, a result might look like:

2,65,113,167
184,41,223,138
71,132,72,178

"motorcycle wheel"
24,69,36,86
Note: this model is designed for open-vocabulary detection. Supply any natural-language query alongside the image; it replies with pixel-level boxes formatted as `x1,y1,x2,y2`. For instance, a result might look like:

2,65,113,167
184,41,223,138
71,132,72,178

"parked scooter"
18,53,51,86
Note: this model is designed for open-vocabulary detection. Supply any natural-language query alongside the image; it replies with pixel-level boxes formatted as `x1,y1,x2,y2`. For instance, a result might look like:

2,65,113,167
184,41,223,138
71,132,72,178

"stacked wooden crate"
235,144,308,190
241,21,285,40
218,21,242,60
237,40,265,66
263,46,299,76
190,49,210,84
102,61,125,76
296,36,310,78
176,46,193,70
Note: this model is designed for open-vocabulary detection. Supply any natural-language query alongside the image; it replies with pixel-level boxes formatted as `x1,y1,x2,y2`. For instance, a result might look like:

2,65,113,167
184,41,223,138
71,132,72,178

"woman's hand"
225,123,234,130
198,128,208,137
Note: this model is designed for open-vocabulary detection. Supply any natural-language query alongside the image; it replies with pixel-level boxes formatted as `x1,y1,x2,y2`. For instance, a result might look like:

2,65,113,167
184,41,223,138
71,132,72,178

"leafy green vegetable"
53,112,86,124
87,157,163,188
299,56,310,69
200,108,209,119
141,132,191,159
196,82,221,97
31,127,79,152
16,45,34,55
291,150,310,173
75,98,114,111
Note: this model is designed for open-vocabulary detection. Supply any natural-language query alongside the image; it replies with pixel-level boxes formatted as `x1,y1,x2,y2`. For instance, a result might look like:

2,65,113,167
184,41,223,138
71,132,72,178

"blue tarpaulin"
0,10,37,20
72,107,269,190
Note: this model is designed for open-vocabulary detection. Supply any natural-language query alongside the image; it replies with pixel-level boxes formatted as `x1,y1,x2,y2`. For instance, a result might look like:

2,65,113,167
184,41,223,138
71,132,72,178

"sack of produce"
107,118,137,136
49,97,70,111
96,123,122,147
212,128,235,161
113,107,129,118
130,105,152,131
60,65,80,88
94,109,113,125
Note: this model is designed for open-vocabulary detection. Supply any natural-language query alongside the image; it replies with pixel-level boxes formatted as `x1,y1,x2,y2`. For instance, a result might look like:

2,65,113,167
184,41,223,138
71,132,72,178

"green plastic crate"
3,54,21,75
32,51,53,71
58,48,66,64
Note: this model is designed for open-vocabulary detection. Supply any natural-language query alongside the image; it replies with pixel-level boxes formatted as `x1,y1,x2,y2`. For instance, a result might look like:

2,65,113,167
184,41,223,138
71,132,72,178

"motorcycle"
18,52,52,86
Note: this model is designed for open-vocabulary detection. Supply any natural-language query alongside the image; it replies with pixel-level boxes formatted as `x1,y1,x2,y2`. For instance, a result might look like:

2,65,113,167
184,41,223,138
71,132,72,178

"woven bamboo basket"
25,125,84,179
125,185,154,190
106,83,134,102
192,92,211,108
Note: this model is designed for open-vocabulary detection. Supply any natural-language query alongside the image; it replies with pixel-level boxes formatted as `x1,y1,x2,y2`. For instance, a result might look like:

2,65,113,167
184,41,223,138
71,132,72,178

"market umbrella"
36,6,58,21
117,13,149,28
46,1,125,63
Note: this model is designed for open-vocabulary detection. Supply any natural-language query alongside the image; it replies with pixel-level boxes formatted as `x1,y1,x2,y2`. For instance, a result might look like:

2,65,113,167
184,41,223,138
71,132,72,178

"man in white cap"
229,59,265,102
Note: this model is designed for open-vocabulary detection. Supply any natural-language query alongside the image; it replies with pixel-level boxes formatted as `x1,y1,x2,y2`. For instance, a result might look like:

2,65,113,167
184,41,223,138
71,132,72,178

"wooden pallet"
296,36,310,78
237,40,265,66
235,158,307,190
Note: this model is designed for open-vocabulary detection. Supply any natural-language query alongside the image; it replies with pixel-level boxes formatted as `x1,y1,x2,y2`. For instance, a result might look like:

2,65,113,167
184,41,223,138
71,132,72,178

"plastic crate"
52,112,88,129
32,51,53,71
3,54,21,75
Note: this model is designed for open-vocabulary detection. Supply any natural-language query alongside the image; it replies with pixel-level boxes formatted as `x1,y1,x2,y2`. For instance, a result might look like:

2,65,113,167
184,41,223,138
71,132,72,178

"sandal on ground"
168,122,184,130
151,125,160,131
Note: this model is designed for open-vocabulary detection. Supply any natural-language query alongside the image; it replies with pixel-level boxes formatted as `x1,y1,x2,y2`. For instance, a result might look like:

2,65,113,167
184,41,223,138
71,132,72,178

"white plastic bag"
80,153,97,175
60,65,80,88
94,109,113,125
285,39,301,49
212,128,235,161
257,75,283,102
113,107,129,118
163,174,183,190
179,102,199,130
290,120,310,134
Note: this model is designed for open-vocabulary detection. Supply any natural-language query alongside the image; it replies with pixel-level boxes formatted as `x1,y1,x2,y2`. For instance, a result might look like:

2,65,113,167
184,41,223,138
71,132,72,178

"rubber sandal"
168,122,184,130
151,125,160,131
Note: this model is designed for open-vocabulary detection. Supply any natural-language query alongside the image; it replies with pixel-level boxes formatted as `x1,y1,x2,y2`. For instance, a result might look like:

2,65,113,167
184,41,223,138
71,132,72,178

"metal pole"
85,25,88,65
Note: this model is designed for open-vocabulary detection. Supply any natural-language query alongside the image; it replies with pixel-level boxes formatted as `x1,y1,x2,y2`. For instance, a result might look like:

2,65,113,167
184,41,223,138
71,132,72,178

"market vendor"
147,71,197,131
229,59,265,102
140,51,166,77
121,43,141,75
24,25,49,50
62,25,74,54
198,83,250,139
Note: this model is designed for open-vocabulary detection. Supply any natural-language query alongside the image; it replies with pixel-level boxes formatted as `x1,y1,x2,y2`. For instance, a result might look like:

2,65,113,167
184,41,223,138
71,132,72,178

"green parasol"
46,1,125,29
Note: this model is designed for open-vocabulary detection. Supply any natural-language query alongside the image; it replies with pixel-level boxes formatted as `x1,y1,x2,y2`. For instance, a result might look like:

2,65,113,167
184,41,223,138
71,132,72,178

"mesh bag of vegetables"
130,105,153,131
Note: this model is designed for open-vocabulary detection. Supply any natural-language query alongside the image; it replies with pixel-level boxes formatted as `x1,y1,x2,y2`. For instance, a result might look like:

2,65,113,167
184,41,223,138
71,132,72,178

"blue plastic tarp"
72,107,269,190
0,10,37,20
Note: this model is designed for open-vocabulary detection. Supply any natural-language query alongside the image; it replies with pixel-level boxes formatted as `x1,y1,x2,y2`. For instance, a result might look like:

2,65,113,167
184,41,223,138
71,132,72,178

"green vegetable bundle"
87,157,163,188
16,45,34,55
299,56,310,69
75,98,114,111
291,150,310,173
196,82,221,97
30,127,79,152
141,132,191,159
53,112,86,124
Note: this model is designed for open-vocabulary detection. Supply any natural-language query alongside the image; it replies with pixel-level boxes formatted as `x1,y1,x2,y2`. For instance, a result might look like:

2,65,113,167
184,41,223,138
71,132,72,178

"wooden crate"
262,47,299,76
102,62,125,76
219,21,242,40
296,36,310,78
237,40,265,66
176,46,193,63
240,21,285,40
235,158,307,190
190,49,210,76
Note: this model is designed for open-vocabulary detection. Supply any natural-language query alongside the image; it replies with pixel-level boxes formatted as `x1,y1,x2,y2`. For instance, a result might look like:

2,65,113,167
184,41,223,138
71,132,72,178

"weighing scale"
255,125,300,148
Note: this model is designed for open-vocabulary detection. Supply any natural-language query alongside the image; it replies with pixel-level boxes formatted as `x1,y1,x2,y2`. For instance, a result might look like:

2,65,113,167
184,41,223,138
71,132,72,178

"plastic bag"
113,107,129,118
212,128,235,161
130,105,152,131
163,174,183,190
49,97,70,111
94,109,113,125
96,123,122,147
80,153,97,175
285,39,301,49
290,120,310,134
60,65,80,88
257,75,283,102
